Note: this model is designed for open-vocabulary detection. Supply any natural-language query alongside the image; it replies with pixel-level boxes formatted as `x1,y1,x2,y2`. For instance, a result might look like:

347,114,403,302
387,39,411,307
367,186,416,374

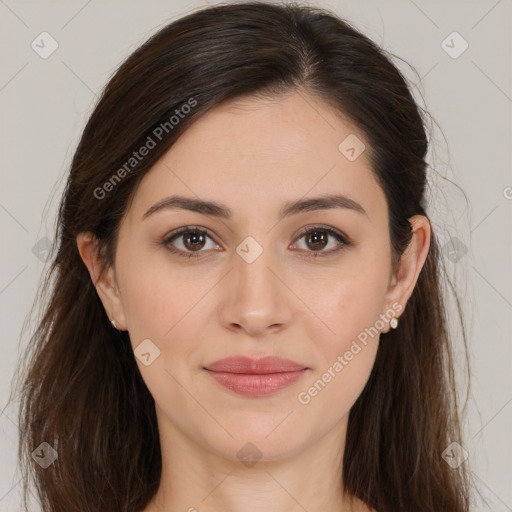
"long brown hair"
9,2,472,511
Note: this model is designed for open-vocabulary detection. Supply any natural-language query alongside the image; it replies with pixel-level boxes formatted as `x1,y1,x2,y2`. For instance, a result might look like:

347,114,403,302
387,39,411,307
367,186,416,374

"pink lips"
204,356,309,397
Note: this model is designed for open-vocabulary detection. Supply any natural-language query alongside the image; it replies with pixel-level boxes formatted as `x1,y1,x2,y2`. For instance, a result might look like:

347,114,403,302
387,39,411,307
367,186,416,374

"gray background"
1,0,510,510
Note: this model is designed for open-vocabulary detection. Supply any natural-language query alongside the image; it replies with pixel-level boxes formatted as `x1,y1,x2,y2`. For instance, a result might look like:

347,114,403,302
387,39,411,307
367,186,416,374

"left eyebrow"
142,193,369,221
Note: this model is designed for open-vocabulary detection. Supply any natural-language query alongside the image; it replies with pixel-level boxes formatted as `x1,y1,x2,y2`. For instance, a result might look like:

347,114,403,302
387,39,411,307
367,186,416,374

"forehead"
127,91,387,224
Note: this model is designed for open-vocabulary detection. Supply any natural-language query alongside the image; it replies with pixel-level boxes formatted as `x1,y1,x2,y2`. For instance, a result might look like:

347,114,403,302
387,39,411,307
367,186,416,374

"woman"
10,2,472,511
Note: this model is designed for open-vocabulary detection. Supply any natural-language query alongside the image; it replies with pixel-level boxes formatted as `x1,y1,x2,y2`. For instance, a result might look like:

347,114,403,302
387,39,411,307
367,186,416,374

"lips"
203,356,309,397
204,356,307,374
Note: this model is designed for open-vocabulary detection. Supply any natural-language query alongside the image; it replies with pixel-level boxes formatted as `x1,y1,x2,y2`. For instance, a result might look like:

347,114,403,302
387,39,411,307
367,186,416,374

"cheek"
296,276,382,416
296,339,378,429
116,245,194,340
300,258,390,347
117,256,210,385
294,254,389,406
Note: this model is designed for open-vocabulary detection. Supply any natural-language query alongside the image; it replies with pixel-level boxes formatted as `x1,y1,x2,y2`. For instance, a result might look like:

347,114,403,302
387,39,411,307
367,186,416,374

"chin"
196,418,311,464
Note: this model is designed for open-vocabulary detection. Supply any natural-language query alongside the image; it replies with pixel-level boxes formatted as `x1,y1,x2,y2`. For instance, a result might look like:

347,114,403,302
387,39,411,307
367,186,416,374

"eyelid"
289,225,350,256
292,224,350,244
164,225,219,242
162,224,351,259
162,225,222,250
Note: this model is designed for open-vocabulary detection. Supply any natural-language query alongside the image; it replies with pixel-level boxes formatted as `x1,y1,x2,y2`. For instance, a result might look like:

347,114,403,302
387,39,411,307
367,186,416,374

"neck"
145,411,370,512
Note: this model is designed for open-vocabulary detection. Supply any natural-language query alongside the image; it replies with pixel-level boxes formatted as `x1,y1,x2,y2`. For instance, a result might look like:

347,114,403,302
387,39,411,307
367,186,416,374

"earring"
390,317,398,329
111,319,118,330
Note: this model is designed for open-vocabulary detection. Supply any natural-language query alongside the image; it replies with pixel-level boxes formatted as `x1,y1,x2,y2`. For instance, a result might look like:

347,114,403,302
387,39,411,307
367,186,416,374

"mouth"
203,356,309,397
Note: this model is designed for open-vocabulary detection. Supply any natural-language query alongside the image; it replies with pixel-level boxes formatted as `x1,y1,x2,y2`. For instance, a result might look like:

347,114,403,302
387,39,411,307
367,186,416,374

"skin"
77,89,430,512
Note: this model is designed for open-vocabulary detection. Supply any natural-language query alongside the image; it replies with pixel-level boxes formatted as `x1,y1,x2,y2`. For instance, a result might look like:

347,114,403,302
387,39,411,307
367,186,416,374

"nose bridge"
234,236,280,306
220,234,291,334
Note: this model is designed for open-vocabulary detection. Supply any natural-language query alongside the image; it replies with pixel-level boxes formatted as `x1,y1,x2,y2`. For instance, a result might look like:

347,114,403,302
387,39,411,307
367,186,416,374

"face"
82,90,412,463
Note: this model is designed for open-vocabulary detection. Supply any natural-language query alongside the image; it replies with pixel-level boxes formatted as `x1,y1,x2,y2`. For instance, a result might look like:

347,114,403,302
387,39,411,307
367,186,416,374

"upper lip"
204,356,308,374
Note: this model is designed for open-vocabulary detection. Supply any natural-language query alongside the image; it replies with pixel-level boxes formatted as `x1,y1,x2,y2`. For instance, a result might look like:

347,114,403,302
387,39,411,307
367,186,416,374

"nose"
217,248,293,338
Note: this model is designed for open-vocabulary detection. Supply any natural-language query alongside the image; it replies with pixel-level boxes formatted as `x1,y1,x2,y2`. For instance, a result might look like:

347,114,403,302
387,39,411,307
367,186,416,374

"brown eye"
293,226,350,258
162,227,219,259
304,230,329,251
181,231,207,251
162,225,350,260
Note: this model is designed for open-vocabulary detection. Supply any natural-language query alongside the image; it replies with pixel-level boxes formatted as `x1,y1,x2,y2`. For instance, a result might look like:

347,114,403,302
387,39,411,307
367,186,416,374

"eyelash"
162,225,351,260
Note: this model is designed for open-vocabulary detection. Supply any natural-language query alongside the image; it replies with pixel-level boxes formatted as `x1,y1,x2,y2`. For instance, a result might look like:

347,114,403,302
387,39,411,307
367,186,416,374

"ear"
76,232,128,331
381,215,431,333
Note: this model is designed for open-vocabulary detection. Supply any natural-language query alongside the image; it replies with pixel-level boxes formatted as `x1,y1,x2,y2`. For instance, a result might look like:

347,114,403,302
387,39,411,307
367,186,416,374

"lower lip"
205,369,308,397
